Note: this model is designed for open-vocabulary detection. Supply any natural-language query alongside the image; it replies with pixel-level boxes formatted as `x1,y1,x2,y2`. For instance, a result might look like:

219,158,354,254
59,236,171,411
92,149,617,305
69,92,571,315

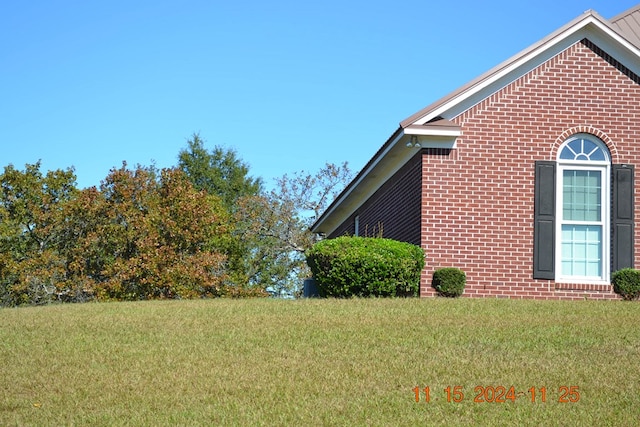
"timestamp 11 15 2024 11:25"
413,386,580,403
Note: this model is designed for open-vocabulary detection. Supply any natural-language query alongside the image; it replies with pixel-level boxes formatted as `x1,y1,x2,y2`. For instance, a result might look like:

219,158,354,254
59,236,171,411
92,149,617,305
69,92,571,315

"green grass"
1,298,639,426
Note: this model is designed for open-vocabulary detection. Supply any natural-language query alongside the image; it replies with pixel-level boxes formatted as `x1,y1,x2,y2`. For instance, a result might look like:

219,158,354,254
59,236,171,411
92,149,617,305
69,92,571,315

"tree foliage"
178,133,262,209
177,133,353,295
0,135,352,305
229,162,352,295
0,161,266,306
272,161,352,231
177,133,266,287
0,162,80,305
77,164,233,300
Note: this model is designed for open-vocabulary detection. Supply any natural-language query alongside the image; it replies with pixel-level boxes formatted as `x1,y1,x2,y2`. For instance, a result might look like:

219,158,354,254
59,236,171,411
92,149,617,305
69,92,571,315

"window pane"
561,225,602,277
560,146,577,160
582,139,597,157
563,170,601,221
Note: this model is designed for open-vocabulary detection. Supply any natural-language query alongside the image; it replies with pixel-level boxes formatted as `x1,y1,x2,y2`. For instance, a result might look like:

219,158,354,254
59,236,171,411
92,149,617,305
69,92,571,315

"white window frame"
555,134,610,284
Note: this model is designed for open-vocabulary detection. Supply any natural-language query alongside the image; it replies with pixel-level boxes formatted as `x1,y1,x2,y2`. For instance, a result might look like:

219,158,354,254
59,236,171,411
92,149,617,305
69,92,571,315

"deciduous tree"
0,160,262,306
233,162,353,295
0,162,81,305
77,163,233,300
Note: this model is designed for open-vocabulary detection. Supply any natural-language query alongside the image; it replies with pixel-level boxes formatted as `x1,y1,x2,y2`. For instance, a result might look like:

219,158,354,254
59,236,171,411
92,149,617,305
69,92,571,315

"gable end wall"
420,39,640,300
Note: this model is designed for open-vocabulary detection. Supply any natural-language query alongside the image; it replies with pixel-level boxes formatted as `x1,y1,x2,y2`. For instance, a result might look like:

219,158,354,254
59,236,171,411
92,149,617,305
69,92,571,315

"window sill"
554,281,611,292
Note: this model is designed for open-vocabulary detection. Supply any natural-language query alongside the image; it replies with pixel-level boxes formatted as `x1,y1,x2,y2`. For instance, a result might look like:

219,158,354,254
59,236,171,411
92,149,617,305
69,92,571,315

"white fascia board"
402,129,459,148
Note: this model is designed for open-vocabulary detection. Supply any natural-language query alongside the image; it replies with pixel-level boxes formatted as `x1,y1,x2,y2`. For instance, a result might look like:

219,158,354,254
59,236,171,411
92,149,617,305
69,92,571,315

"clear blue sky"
2,1,637,190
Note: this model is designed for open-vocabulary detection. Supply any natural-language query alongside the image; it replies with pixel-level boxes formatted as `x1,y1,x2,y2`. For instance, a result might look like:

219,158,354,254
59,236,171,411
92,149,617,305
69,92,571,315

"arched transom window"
559,135,609,162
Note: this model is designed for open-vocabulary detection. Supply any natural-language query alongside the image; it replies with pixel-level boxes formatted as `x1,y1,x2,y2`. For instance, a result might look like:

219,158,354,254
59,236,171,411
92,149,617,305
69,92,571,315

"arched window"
558,135,609,162
534,135,633,284
556,134,610,282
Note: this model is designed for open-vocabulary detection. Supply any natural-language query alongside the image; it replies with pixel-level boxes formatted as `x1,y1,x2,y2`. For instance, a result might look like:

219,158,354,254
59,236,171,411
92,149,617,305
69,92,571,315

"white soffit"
403,125,461,137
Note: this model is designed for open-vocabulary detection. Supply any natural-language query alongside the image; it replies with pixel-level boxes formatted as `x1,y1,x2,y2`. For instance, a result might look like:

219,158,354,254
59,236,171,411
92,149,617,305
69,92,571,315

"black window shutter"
533,161,556,279
612,164,634,272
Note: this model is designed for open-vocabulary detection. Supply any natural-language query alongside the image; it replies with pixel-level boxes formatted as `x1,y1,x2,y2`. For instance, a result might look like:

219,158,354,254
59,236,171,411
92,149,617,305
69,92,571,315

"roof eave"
310,126,459,235
404,119,462,137
311,127,404,234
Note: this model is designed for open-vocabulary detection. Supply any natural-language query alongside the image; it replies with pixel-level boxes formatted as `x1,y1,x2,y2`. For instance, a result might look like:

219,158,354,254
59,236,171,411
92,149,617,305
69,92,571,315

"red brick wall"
420,39,640,300
329,151,422,245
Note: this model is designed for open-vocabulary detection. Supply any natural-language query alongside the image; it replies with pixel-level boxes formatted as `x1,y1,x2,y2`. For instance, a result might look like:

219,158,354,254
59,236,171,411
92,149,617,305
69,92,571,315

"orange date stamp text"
413,385,580,403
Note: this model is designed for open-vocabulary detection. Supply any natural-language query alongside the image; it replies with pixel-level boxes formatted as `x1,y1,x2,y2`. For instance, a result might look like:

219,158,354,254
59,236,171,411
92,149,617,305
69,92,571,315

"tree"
0,162,82,305
75,163,234,300
234,162,353,295
0,160,264,306
178,133,268,287
1,139,355,304
177,132,353,295
270,161,352,238
178,133,262,209
230,194,307,293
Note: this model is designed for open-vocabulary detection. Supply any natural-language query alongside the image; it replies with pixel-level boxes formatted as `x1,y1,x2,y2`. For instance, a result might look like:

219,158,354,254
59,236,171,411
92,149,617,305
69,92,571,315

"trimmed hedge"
432,267,466,297
306,236,425,298
611,268,640,300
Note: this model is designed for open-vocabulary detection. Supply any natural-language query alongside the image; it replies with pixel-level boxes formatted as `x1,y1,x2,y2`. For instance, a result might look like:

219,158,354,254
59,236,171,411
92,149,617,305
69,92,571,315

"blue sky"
2,1,638,190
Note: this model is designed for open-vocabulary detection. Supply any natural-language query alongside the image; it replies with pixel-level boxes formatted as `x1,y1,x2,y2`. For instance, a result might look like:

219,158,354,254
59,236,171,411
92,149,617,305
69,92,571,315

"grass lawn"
1,298,639,426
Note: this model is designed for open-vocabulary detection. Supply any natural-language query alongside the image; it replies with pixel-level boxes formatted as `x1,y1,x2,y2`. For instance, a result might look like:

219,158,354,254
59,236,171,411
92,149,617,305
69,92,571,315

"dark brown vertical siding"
330,216,356,237
329,152,422,245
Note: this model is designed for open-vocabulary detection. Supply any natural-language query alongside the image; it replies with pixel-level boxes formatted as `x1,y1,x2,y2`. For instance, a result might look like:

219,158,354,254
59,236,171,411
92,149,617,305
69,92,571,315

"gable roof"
400,8,640,129
311,5,640,236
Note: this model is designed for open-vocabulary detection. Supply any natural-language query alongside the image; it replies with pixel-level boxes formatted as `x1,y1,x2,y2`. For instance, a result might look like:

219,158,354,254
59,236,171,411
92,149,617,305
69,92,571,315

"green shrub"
612,268,640,300
305,236,425,298
432,267,466,297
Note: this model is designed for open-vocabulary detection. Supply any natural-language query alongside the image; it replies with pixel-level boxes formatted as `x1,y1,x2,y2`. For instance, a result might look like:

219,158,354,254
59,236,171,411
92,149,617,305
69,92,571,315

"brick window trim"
554,282,612,292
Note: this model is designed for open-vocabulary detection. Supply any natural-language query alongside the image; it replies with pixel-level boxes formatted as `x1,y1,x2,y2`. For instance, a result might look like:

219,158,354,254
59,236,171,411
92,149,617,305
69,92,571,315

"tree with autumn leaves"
0,163,80,305
0,162,245,305
178,134,352,296
72,164,237,301
0,135,352,305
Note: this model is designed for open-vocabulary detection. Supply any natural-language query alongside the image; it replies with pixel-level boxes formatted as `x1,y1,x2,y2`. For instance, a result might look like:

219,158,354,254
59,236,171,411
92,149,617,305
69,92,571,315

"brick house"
311,5,640,300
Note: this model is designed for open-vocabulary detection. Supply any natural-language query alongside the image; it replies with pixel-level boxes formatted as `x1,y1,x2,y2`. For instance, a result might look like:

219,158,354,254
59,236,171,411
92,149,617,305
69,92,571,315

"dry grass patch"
1,298,639,425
